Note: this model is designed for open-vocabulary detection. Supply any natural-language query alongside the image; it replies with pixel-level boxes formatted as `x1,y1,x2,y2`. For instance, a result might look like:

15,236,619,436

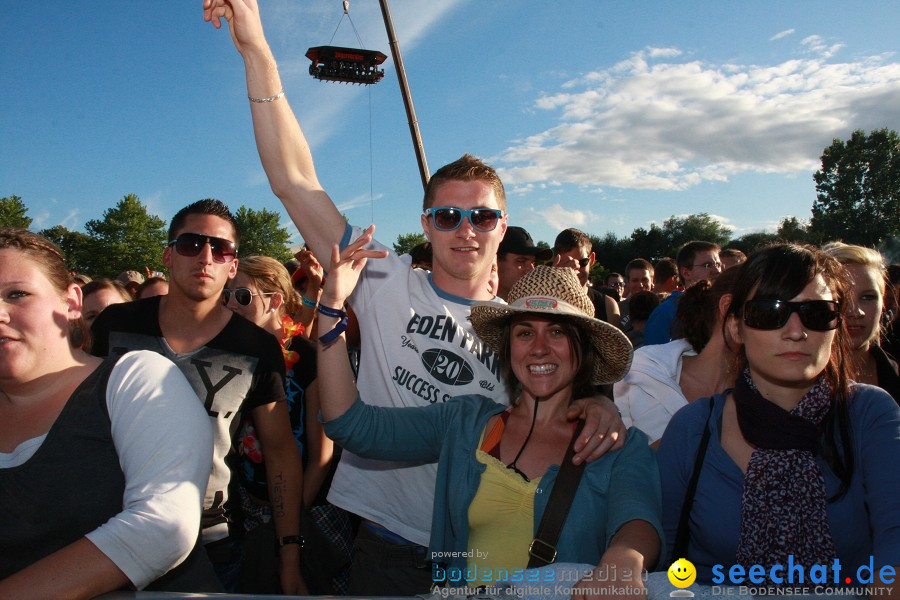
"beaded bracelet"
248,90,285,103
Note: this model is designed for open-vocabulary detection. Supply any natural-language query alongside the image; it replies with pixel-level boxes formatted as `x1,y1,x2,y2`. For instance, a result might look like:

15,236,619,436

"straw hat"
469,266,633,385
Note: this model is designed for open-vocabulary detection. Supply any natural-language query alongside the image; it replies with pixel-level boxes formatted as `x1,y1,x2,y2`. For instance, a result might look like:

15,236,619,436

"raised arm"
316,226,388,422
294,249,323,340
203,0,346,267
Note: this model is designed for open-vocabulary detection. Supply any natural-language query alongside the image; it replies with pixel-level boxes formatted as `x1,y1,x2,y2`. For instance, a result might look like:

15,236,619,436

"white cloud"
770,29,795,42
32,201,80,231
707,213,737,232
525,203,601,232
31,209,52,230
336,192,382,213
497,42,900,192
801,35,844,59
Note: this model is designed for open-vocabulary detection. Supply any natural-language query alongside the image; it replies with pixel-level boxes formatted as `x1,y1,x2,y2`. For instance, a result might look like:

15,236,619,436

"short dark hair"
628,291,661,322
675,266,738,352
676,241,720,280
168,199,241,248
625,258,654,279
653,258,677,285
553,228,592,255
409,241,433,270
423,154,506,212
720,248,746,262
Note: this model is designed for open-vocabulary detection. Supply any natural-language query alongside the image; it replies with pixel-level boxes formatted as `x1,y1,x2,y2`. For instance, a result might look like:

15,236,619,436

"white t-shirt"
327,225,507,546
0,351,214,588
613,338,695,443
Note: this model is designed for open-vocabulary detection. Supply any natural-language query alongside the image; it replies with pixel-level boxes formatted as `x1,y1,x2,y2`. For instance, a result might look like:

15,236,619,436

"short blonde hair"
237,255,301,317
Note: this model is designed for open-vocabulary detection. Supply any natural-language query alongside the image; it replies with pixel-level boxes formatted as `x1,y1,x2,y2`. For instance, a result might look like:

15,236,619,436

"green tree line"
0,194,294,278
6,128,898,280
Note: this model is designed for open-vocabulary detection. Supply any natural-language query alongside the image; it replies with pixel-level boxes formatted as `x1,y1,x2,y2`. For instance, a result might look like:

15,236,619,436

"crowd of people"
1,1,899,599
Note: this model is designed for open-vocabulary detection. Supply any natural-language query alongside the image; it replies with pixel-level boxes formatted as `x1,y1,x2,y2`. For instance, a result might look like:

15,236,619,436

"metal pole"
378,0,430,188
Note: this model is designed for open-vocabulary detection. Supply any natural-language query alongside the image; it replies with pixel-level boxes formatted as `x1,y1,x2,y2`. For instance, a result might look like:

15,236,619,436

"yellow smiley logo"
667,558,697,588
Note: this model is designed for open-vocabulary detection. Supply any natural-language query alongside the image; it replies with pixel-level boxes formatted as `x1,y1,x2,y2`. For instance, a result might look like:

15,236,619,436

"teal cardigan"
323,394,663,572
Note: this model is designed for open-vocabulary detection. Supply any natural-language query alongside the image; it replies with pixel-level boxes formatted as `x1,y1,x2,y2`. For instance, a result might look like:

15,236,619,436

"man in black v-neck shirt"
91,199,304,594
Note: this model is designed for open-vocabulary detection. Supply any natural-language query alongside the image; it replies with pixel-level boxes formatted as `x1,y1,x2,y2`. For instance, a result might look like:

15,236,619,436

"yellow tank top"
465,420,541,584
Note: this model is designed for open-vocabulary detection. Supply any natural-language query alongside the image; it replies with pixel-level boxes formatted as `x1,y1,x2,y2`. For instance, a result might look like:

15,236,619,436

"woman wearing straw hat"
316,233,662,598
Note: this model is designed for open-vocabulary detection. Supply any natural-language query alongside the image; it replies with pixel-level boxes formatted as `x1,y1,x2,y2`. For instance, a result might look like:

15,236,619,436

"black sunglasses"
424,207,503,232
168,233,237,263
577,257,591,268
743,299,842,332
222,287,275,307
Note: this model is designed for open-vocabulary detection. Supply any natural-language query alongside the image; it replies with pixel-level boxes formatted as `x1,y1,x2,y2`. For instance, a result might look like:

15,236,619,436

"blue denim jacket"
324,394,663,572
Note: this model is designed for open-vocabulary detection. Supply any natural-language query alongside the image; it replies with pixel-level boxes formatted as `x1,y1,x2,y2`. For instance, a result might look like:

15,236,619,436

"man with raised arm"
203,1,625,594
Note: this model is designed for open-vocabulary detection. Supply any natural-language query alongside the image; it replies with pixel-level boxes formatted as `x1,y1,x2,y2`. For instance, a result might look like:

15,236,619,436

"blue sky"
3,1,900,252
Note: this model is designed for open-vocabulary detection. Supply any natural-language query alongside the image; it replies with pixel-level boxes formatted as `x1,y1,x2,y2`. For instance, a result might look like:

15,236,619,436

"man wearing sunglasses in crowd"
90,199,305,594
553,228,622,329
644,239,722,346
202,1,625,595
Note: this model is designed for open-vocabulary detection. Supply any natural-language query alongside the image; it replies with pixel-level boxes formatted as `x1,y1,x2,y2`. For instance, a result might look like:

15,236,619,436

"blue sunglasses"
424,207,504,232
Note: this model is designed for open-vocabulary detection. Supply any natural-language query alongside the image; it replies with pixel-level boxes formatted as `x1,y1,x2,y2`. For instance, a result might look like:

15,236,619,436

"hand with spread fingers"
319,225,388,311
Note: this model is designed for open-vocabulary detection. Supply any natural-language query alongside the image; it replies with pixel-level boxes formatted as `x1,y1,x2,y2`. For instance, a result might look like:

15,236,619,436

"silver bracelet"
248,90,285,103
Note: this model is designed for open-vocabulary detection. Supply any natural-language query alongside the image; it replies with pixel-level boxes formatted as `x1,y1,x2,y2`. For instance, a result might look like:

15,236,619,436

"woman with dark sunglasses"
655,244,900,595
223,256,347,594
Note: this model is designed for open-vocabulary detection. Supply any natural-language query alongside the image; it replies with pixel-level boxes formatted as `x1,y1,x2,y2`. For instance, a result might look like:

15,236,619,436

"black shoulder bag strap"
672,396,715,560
527,421,586,568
